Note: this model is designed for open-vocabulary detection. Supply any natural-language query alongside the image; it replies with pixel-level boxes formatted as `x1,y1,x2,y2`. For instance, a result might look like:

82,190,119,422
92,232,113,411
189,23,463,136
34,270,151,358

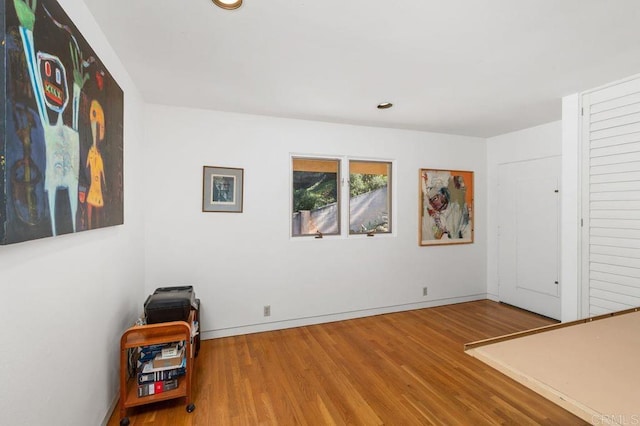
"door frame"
497,155,562,320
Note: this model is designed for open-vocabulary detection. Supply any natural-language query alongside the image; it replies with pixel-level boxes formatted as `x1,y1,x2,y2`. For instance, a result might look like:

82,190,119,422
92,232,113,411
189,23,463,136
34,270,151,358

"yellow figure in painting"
87,100,106,229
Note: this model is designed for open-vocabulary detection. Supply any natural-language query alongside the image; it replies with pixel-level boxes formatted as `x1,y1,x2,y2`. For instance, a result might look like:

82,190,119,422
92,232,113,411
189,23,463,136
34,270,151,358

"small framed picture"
202,166,244,213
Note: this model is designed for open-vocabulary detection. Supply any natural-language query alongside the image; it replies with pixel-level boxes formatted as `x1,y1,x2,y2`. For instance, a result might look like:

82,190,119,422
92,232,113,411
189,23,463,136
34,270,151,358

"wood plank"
590,98,640,122
590,218,640,231
107,300,587,425
591,280,640,298
588,78,640,105
591,140,640,158
590,236,640,249
591,270,640,287
590,262,640,278
589,111,640,132
590,171,640,184
590,288,640,306
590,151,640,166
591,162,640,177
590,121,640,140
590,201,640,212
591,180,640,193
589,253,640,269
589,131,640,149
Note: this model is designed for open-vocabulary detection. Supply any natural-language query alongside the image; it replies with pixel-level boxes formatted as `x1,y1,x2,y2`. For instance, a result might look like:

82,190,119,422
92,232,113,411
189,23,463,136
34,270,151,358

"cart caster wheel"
186,403,196,413
120,418,130,426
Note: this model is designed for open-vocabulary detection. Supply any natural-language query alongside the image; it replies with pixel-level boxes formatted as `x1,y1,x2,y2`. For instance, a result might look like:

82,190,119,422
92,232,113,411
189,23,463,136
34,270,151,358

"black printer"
144,286,201,356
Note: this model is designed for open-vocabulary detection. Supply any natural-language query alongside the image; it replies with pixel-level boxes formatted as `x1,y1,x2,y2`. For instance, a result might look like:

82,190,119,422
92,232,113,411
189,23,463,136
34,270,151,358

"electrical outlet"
423,287,428,297
264,305,271,317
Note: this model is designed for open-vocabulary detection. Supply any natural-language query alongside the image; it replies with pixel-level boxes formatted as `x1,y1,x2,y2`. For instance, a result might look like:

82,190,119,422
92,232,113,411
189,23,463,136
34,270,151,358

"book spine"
137,378,179,397
138,344,166,361
138,367,186,384
152,354,184,369
139,355,186,374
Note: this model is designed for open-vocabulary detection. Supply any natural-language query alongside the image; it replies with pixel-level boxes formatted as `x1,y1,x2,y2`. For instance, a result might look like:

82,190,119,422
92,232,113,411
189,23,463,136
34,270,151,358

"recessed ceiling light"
213,0,242,10
377,102,393,109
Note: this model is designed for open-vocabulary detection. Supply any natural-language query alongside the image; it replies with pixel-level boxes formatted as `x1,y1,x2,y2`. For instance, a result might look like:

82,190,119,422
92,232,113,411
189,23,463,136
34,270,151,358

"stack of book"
136,342,186,397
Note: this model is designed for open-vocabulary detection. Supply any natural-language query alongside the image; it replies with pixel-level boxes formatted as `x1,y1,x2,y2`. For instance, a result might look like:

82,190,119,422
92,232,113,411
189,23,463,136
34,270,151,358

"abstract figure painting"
0,0,124,244
419,169,473,246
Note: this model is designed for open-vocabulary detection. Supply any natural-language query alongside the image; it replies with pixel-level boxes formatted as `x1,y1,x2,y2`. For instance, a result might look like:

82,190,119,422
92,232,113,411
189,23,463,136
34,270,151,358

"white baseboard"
101,392,120,426
486,293,500,302
201,294,488,340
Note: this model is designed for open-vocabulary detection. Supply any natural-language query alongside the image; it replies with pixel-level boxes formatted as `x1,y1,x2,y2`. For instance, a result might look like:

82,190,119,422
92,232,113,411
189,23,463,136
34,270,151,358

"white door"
581,77,640,317
498,156,561,320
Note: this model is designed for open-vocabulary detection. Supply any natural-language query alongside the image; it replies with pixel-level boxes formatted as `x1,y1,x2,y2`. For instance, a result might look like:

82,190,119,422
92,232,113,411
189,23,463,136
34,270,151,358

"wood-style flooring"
108,300,587,425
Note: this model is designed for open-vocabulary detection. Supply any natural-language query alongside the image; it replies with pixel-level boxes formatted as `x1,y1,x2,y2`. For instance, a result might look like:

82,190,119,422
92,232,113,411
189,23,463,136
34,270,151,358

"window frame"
290,154,396,240
348,159,393,235
291,155,342,238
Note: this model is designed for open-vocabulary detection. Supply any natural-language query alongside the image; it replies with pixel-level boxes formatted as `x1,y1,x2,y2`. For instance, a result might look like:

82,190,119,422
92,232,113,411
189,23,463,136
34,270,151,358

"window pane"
349,161,391,234
292,158,341,236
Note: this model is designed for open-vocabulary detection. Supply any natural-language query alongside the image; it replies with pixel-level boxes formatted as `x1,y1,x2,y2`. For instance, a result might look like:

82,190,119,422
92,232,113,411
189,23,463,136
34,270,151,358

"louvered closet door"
582,77,640,316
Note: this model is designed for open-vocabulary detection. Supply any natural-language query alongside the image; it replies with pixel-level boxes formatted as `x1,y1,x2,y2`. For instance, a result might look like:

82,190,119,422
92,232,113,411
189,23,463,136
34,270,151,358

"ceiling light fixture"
212,0,242,10
377,102,393,109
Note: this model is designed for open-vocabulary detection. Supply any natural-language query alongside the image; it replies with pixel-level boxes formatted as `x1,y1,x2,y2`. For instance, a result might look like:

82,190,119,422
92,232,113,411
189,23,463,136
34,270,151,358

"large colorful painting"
1,0,124,244
419,169,473,246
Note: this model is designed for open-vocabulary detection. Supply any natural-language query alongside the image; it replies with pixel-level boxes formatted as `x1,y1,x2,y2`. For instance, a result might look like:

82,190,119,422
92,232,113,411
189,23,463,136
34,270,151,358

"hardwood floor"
109,300,587,425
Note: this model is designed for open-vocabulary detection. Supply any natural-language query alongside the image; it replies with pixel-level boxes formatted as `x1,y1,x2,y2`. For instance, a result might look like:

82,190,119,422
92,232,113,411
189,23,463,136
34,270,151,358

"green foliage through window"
349,174,387,198
293,172,338,211
349,161,392,234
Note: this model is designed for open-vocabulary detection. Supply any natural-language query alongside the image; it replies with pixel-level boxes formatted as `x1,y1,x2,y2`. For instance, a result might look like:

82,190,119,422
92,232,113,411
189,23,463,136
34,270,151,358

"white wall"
0,0,146,425
486,121,563,300
143,105,488,338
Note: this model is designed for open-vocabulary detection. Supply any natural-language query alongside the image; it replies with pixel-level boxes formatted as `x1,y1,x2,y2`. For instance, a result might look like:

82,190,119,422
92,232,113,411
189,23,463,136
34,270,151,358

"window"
349,161,392,234
291,156,393,238
291,157,340,237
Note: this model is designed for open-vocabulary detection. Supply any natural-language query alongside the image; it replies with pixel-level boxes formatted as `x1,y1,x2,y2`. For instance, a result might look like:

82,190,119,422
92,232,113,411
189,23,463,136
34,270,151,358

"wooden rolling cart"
118,311,195,425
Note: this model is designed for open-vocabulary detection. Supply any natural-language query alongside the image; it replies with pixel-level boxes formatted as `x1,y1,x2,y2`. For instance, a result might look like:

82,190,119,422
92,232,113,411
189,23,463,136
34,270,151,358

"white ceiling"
82,0,640,138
